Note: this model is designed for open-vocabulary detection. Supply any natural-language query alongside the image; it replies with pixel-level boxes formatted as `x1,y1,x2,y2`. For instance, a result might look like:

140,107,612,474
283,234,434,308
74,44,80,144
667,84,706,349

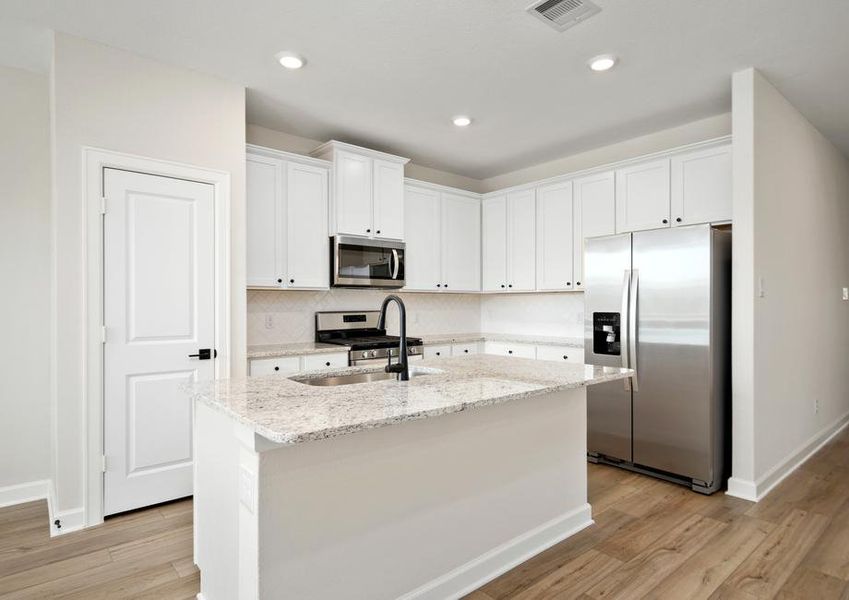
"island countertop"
189,355,632,445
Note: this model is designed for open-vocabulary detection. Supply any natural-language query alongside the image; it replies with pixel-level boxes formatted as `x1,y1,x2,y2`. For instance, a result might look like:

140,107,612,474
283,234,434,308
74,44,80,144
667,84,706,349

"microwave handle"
391,249,400,280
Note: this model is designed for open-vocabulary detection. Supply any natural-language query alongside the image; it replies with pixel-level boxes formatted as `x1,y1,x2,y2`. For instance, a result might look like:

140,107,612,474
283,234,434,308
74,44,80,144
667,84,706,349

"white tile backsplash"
247,289,585,345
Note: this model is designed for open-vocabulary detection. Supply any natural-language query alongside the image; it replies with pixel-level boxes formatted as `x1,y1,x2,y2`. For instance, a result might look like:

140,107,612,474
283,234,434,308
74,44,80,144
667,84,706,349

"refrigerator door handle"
621,269,631,391
629,269,639,392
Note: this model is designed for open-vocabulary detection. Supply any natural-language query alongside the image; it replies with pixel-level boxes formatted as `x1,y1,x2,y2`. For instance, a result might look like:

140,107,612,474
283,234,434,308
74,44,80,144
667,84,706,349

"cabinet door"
301,353,348,370
286,162,329,289
615,158,671,233
403,185,442,291
372,159,405,239
335,150,373,236
536,181,573,291
536,345,584,363
484,341,536,358
671,144,732,226
249,356,300,376
424,345,451,359
246,154,284,288
507,189,536,291
573,171,615,291
481,196,508,291
451,343,480,356
442,193,481,292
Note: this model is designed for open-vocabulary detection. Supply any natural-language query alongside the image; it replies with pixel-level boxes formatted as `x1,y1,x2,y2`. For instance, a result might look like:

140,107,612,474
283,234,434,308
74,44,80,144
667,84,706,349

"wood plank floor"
0,427,847,599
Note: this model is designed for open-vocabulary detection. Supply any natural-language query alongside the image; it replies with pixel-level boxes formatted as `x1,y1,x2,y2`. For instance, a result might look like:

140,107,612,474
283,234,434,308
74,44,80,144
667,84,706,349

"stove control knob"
361,351,369,359
369,350,377,358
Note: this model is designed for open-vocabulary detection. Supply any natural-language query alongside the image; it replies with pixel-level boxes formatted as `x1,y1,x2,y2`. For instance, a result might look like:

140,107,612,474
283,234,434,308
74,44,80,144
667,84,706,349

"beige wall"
51,33,246,514
247,124,485,193
730,68,849,499
479,113,731,192
0,65,52,489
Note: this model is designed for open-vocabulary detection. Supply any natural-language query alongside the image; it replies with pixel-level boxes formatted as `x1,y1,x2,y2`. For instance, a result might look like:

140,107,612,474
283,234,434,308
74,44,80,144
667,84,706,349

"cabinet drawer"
302,353,348,371
424,345,452,359
249,356,300,376
484,341,536,359
536,345,585,364
451,342,481,356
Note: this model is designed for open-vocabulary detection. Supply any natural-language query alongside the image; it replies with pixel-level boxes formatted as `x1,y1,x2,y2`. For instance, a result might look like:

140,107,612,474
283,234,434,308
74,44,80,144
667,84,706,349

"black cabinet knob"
444,283,448,288
508,284,513,288
436,351,441,356
437,283,441,288
277,278,283,284
500,284,505,288
662,218,669,224
366,228,371,233
577,281,581,286
289,278,294,284
325,361,330,366
676,217,682,223
566,282,571,286
563,355,568,360
508,350,513,354
376,230,381,234
274,366,279,371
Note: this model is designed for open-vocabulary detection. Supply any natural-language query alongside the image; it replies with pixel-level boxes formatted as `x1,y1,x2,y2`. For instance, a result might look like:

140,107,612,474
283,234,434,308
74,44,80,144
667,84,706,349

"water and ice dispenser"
592,312,621,356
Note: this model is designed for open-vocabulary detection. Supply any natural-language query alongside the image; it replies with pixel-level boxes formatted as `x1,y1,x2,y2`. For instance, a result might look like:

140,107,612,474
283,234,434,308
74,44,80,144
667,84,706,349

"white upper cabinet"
615,158,671,233
373,159,405,239
507,189,536,291
671,144,732,226
404,182,480,292
285,162,329,289
403,184,442,291
246,146,330,290
334,150,373,236
536,181,574,291
312,141,409,240
573,170,616,291
441,192,481,292
246,153,284,288
482,195,508,291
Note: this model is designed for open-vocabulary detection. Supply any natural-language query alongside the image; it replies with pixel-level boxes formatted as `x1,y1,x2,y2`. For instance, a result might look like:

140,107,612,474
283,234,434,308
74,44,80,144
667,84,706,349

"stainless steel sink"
290,368,435,387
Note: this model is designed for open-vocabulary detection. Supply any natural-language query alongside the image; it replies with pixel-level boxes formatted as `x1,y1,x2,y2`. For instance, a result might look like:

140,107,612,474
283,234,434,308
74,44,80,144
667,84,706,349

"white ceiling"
4,0,849,178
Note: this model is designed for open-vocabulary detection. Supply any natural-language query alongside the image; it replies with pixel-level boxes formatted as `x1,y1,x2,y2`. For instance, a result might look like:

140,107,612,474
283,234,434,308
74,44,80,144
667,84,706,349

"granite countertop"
247,342,350,359
420,332,585,348
189,355,632,446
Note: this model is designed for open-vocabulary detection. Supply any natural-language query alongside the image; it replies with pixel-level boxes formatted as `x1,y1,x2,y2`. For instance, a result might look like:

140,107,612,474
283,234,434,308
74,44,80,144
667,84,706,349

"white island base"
194,387,591,600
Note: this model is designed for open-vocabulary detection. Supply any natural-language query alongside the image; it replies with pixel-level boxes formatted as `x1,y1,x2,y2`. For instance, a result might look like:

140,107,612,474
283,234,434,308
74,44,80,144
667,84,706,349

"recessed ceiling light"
453,116,472,127
276,51,305,69
588,54,617,72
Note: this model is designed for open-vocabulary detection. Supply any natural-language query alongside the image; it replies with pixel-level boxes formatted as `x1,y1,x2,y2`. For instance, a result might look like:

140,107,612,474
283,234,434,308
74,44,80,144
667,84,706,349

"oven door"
332,236,405,288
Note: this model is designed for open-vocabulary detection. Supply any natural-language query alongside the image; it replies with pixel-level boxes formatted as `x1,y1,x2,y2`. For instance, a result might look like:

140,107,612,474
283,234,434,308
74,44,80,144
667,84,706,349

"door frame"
82,147,231,527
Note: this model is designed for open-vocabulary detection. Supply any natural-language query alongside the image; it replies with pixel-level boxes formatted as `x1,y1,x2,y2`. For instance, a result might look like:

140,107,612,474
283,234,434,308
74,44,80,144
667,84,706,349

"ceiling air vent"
527,0,601,32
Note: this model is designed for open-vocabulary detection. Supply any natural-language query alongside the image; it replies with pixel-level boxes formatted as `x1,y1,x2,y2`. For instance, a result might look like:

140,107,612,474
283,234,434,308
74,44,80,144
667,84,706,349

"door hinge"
100,197,108,215
101,455,108,473
101,325,107,343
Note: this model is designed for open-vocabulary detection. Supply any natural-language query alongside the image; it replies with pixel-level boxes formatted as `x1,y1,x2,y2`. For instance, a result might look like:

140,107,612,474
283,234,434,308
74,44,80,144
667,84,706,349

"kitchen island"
189,355,632,600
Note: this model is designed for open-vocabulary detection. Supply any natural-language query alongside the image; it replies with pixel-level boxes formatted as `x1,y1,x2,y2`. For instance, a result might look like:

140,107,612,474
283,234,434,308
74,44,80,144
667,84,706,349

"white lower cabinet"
451,342,481,356
535,345,585,364
249,352,348,376
483,341,536,359
424,344,452,359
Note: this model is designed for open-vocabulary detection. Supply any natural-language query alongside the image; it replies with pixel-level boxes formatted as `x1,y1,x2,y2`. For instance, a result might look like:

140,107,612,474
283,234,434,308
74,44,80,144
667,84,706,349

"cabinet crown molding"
246,144,332,169
310,140,411,165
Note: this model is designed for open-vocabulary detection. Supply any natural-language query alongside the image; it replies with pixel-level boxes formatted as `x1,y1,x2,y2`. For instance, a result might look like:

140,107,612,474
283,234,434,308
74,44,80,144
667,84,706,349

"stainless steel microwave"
331,236,405,288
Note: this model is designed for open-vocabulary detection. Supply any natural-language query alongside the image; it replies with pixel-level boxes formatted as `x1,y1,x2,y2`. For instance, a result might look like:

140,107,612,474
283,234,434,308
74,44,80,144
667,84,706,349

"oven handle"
391,248,400,280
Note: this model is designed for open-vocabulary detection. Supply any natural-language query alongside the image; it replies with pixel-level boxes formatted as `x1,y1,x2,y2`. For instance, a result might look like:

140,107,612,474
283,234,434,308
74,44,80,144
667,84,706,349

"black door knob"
188,348,214,360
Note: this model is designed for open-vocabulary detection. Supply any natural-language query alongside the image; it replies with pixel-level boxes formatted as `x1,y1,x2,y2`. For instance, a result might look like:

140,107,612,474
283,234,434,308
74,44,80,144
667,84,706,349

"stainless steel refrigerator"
583,224,731,494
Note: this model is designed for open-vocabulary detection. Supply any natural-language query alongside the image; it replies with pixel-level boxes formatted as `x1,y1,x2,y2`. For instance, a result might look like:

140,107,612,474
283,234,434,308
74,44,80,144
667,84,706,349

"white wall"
479,113,731,192
246,124,485,193
50,33,246,515
729,68,849,500
0,65,52,490
480,293,584,339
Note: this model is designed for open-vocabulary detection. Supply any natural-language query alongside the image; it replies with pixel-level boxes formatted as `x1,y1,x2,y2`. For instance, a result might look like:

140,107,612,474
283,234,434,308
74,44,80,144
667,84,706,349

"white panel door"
286,161,329,289
335,150,373,236
536,181,574,291
103,169,215,515
442,193,481,292
671,144,732,226
246,154,284,288
372,159,405,240
573,170,615,291
404,185,442,291
482,196,508,291
615,158,671,233
507,189,536,291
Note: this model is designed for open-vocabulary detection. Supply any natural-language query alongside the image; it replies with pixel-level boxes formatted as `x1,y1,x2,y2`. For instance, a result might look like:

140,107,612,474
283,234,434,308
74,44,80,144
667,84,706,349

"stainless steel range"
315,310,423,366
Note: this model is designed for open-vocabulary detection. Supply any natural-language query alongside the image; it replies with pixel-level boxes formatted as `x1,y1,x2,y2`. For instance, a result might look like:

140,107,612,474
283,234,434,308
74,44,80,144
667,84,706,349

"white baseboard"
397,503,594,600
0,479,50,509
727,412,849,503
46,482,85,537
